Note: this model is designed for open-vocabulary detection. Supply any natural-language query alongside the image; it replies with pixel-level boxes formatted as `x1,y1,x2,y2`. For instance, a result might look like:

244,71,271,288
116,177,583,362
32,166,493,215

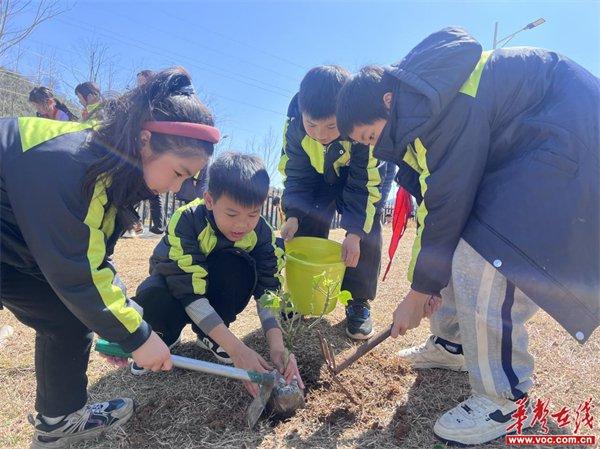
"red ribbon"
382,187,412,281
142,121,220,144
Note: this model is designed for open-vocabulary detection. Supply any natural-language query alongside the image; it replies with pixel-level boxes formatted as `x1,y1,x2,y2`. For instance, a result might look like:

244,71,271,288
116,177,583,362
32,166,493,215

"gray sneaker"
29,398,134,448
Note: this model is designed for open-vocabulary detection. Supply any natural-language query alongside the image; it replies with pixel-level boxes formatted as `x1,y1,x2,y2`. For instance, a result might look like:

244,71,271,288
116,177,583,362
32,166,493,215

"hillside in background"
0,68,81,118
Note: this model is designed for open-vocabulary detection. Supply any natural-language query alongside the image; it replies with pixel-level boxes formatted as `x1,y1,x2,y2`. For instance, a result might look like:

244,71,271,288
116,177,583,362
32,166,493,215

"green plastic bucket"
284,237,346,316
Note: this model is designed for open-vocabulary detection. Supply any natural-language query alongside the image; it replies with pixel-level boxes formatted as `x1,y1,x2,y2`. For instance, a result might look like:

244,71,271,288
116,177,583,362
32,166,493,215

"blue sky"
4,0,599,184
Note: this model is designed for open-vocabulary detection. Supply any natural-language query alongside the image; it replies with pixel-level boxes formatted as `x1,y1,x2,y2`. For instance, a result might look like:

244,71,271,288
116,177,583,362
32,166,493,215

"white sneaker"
397,335,467,371
129,337,181,376
434,394,532,446
0,324,14,349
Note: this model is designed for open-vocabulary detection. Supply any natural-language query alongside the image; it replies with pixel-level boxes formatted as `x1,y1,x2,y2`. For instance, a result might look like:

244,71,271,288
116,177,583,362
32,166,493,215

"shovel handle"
95,339,275,385
170,355,275,385
334,326,392,374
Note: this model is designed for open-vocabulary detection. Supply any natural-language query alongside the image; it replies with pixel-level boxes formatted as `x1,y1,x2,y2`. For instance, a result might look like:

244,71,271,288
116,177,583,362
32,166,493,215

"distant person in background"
271,196,284,229
410,196,418,220
75,82,102,122
121,208,145,238
176,165,208,204
384,211,392,225
145,200,165,235
28,87,78,121
135,69,165,235
137,70,155,87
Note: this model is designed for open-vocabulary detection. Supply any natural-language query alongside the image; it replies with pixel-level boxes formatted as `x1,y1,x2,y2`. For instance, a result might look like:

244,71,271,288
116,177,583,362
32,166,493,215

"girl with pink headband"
1,67,219,448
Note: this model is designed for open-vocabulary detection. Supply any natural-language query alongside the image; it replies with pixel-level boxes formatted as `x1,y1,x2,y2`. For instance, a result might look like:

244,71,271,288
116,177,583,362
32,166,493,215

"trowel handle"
335,326,392,374
95,339,274,385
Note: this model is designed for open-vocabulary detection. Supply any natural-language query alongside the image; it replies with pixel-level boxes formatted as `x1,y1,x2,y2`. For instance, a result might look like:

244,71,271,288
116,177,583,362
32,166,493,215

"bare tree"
0,0,66,58
103,58,119,92
80,38,110,84
197,89,234,160
4,40,24,70
73,38,126,96
245,127,281,181
32,48,61,91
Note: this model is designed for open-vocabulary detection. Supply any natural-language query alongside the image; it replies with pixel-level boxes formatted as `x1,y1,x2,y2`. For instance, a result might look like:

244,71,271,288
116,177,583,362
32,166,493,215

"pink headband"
142,121,220,144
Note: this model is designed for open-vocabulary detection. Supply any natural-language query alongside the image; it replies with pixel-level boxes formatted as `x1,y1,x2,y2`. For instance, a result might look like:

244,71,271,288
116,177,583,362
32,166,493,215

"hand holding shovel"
95,339,304,428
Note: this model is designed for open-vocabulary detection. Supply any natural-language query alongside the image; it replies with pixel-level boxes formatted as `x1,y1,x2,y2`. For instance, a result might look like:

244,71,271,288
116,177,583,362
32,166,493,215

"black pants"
148,194,165,233
1,264,92,417
135,248,257,346
296,201,383,301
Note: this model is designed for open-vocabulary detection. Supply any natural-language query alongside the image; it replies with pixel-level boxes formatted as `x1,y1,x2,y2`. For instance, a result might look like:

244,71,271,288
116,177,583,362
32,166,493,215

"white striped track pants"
431,239,539,400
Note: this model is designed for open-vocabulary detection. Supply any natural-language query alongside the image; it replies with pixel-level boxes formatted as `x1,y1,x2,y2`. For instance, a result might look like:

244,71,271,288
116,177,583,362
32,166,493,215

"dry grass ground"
1,223,598,448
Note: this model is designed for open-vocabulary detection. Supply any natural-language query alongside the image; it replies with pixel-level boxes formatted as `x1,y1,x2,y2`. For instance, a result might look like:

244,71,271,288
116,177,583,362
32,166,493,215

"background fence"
138,187,395,231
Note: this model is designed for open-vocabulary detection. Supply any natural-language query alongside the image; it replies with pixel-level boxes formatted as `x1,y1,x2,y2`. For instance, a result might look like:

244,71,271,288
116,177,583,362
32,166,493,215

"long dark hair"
75,81,101,102
28,86,79,121
83,67,215,227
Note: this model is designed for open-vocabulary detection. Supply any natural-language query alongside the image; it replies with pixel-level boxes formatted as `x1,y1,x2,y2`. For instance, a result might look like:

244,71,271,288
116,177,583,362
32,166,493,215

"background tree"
0,0,66,58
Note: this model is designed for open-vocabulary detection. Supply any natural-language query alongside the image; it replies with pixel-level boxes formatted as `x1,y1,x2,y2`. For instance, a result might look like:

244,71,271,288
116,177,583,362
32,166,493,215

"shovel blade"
246,379,275,428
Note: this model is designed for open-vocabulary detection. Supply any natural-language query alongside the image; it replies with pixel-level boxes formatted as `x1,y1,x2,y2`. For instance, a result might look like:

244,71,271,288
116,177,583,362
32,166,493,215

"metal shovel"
170,354,278,428
95,339,303,427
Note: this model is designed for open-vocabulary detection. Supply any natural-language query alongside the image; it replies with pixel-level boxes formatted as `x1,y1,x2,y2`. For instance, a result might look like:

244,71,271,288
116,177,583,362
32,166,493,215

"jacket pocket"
533,150,578,175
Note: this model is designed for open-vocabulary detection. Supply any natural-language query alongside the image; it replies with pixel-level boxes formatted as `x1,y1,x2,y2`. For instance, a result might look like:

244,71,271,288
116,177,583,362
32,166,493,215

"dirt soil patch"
1,225,598,448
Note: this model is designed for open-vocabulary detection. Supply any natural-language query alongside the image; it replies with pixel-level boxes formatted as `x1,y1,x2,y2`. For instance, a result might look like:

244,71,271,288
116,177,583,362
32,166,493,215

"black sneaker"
280,310,301,324
345,299,375,340
196,332,232,364
29,398,134,448
149,226,165,235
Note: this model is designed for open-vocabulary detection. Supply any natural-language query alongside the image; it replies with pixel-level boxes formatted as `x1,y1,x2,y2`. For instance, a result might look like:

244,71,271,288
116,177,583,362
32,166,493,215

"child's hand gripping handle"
95,339,276,385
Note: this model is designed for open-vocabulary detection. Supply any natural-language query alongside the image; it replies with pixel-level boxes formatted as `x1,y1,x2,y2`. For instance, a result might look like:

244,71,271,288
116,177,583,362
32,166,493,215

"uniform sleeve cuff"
117,320,152,353
179,294,204,308
285,208,305,220
261,317,280,333
196,313,225,334
410,280,443,297
344,227,366,239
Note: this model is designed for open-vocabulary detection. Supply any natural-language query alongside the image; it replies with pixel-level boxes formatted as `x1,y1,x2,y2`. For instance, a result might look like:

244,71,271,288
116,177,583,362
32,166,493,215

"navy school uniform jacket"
148,199,285,331
0,117,152,351
278,94,396,238
376,27,599,343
